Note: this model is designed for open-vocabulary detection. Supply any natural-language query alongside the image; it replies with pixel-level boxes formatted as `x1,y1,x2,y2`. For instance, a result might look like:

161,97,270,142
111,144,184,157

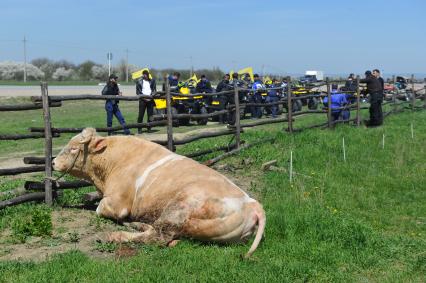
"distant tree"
91,65,108,81
78,60,96,81
0,61,44,80
52,67,74,81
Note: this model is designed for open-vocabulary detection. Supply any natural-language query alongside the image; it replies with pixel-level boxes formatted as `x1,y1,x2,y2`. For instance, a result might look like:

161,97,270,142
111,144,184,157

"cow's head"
52,128,107,175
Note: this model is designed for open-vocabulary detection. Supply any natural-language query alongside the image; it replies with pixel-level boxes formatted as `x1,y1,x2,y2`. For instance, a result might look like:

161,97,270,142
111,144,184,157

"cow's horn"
80,128,96,144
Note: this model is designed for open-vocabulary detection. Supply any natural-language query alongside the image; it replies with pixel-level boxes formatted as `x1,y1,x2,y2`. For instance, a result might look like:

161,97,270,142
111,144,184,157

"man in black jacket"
102,74,131,135
136,70,156,133
360,70,383,127
373,69,384,95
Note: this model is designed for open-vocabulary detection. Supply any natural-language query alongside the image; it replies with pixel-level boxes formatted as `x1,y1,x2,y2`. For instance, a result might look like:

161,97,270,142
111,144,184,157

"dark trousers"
250,94,263,118
266,96,279,117
369,93,383,126
105,101,130,135
138,99,154,132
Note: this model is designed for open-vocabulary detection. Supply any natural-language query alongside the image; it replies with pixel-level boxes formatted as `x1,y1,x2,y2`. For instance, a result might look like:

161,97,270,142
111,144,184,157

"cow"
52,128,266,257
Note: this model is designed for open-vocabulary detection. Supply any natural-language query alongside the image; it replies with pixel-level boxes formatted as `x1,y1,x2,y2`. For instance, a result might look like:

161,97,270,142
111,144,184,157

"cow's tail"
245,203,266,258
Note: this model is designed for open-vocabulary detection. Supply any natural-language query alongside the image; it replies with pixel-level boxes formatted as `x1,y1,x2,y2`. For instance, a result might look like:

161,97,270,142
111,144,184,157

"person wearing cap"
136,70,156,134
168,72,180,89
101,74,131,135
251,74,265,119
343,73,358,92
360,70,383,127
196,75,213,93
323,84,349,122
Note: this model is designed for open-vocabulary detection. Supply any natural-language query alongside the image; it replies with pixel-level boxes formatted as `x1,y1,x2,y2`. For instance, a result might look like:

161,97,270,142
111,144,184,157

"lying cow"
53,128,266,257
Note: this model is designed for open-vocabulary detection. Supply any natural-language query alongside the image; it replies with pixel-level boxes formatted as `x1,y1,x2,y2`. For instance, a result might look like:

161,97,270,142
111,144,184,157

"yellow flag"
131,68,152,80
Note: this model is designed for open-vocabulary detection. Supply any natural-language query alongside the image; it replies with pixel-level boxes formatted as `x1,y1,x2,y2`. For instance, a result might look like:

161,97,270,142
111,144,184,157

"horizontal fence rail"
0,75,425,209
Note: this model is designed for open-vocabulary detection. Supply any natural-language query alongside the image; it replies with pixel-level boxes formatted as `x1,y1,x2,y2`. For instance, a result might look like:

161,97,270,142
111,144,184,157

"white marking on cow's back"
223,196,256,212
223,197,244,211
222,176,251,198
135,153,184,195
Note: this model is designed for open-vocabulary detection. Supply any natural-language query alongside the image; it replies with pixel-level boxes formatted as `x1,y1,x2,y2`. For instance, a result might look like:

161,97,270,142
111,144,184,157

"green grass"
0,101,425,282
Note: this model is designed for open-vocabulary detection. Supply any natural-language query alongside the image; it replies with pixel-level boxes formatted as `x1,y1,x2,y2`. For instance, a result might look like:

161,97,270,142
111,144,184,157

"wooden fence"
1,75,425,208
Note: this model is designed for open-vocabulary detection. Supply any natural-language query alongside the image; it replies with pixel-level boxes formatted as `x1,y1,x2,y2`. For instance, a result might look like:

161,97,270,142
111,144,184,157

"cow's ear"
90,137,107,153
80,128,97,144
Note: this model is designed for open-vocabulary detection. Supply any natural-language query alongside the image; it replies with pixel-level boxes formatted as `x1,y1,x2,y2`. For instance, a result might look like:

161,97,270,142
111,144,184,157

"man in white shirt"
136,70,156,133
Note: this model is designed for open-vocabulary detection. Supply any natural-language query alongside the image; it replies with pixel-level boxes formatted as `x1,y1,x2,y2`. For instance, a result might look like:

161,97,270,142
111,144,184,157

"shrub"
11,205,52,242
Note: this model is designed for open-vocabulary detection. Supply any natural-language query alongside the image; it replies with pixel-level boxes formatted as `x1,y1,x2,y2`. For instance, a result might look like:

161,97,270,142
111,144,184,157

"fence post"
411,74,415,110
424,78,426,109
233,83,241,149
326,77,332,128
392,75,396,109
287,76,293,133
41,82,53,205
356,75,361,126
165,78,174,151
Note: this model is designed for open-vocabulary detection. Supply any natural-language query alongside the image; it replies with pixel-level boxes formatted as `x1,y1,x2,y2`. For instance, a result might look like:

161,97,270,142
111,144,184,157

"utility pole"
107,52,113,77
190,56,193,77
125,49,129,82
23,36,27,83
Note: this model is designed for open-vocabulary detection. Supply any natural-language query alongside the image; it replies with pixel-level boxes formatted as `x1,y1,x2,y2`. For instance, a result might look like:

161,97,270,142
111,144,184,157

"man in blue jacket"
196,75,213,93
323,84,349,121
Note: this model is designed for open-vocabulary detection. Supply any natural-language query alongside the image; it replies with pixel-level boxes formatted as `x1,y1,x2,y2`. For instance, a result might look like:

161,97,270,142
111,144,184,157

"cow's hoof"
167,240,180,247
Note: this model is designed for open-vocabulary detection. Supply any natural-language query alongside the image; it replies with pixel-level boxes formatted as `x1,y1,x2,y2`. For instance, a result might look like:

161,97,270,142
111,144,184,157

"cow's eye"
70,147,79,153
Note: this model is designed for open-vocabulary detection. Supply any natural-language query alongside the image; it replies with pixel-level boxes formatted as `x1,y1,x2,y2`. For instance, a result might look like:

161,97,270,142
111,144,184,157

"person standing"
102,74,130,135
343,73,358,92
215,74,231,124
372,69,384,96
265,78,279,118
251,74,265,119
323,84,349,121
136,70,156,134
360,70,383,127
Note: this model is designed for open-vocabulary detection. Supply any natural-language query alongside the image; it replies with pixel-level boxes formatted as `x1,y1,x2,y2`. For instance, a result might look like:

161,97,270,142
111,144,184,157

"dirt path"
0,209,123,261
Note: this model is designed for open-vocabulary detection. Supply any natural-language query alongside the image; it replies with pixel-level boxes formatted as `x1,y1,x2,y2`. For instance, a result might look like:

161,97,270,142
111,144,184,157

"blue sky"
1,0,425,75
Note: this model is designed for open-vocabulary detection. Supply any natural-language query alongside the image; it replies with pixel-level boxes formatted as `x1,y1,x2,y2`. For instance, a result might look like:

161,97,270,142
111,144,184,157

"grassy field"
0,100,425,282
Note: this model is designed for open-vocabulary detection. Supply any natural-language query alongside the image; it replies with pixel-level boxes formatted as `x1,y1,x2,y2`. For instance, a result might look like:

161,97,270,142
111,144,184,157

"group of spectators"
325,69,384,127
100,68,386,135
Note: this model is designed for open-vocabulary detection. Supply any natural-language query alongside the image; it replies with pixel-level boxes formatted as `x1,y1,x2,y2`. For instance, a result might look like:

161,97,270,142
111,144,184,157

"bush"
11,205,52,242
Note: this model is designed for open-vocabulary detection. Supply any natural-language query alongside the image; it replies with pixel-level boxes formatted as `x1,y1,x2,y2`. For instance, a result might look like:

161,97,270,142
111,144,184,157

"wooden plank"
29,121,168,133
0,192,46,210
25,180,92,191
0,165,46,176
0,102,61,111
0,132,60,140
204,138,275,166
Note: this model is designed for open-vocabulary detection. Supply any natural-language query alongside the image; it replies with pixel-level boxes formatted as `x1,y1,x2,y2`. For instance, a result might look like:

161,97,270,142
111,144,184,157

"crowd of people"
100,68,386,135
